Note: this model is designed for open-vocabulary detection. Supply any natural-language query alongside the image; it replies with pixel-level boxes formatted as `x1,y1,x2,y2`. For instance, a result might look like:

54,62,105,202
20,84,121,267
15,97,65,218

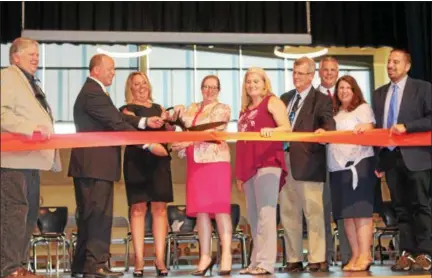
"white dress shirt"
286,84,312,127
318,85,336,98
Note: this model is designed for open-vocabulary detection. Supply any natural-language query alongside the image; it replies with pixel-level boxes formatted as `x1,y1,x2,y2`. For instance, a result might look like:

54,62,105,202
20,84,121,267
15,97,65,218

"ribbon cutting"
1,129,430,152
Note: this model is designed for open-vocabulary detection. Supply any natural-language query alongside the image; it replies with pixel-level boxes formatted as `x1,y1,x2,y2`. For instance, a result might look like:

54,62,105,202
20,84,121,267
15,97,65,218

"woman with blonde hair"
236,67,291,275
120,71,173,276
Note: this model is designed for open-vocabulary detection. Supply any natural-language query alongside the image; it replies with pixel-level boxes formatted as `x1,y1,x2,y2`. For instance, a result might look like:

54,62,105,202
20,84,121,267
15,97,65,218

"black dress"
120,104,173,206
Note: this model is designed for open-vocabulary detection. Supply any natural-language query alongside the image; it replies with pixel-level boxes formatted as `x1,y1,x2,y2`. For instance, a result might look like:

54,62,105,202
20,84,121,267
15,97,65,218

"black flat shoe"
132,270,143,277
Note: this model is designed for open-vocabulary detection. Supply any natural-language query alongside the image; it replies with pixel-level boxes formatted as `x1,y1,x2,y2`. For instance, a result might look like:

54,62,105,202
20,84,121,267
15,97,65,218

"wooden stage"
41,264,432,277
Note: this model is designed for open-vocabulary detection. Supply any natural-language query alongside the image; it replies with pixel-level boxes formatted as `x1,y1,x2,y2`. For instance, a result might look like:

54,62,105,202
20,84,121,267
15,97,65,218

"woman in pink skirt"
171,75,232,276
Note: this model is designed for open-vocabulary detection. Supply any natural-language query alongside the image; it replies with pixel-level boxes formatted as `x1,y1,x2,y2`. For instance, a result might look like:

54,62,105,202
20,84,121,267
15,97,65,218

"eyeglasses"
293,71,314,77
202,85,219,90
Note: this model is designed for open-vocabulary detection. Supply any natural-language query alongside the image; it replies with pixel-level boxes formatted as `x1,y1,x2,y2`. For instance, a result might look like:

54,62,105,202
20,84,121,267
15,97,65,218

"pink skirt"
185,146,231,218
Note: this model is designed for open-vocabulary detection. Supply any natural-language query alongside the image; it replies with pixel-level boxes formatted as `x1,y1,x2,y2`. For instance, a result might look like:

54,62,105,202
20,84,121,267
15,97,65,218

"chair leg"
125,240,130,272
165,237,171,270
241,237,247,268
378,233,384,265
281,237,286,268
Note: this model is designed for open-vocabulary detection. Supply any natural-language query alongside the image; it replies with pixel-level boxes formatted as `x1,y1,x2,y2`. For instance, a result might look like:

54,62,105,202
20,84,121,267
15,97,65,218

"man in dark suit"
373,49,432,272
279,57,336,273
68,54,164,278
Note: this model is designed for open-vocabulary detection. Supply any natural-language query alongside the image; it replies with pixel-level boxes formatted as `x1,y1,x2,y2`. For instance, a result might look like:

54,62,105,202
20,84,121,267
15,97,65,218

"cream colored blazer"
1,65,61,171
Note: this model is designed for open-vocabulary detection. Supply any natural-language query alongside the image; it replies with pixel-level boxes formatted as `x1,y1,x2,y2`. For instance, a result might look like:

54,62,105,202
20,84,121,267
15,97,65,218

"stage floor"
40,264,432,277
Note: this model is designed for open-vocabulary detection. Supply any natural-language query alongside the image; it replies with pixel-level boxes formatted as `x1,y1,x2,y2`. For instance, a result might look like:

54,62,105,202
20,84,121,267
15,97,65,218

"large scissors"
165,106,227,131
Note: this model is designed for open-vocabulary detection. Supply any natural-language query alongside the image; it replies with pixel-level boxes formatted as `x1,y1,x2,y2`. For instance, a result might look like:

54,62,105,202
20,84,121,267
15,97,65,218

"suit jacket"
68,78,142,182
1,65,61,171
281,87,336,182
372,77,432,171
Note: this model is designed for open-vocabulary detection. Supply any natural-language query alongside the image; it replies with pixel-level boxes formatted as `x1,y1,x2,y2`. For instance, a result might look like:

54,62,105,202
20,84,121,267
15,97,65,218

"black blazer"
68,78,142,182
280,87,336,182
372,77,432,171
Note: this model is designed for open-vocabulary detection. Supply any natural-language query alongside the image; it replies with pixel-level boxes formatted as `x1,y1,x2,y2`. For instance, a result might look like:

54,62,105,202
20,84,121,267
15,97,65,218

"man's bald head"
89,54,116,87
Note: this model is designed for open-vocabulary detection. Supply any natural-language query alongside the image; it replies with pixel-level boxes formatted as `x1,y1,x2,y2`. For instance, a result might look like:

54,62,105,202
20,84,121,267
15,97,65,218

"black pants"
72,178,114,274
0,168,40,277
384,150,432,256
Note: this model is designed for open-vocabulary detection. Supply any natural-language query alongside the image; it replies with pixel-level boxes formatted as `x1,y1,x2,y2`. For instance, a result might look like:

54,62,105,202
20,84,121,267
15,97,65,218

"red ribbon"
1,129,431,152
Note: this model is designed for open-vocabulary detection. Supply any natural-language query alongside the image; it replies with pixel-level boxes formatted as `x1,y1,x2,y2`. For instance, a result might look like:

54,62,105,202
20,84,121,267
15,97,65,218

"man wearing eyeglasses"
279,57,336,273
1,37,61,278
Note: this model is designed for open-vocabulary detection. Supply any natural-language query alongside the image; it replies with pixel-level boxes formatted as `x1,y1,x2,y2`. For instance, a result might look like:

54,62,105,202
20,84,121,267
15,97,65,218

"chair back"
212,204,241,232
380,201,398,227
145,209,152,235
112,216,130,230
167,205,196,232
37,206,68,234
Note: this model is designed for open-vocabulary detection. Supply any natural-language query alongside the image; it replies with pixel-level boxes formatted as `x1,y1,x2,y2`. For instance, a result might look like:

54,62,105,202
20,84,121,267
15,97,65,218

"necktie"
32,78,53,121
284,94,302,151
327,89,332,98
387,84,398,150
289,94,302,125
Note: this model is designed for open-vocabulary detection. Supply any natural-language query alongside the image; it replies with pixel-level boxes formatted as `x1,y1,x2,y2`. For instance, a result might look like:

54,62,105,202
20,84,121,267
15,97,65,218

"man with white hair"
279,57,336,272
1,37,61,278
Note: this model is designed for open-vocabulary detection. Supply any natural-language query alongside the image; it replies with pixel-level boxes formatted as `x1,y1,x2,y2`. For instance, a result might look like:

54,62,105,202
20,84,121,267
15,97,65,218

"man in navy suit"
373,49,432,272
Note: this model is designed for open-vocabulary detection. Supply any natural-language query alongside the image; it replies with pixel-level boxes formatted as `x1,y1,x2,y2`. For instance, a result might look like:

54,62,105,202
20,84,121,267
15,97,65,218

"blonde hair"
124,71,153,104
241,67,274,112
319,56,339,70
9,37,39,65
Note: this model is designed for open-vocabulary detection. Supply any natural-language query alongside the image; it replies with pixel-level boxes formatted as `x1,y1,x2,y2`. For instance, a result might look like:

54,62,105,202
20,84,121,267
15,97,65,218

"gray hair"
294,56,316,73
9,37,39,65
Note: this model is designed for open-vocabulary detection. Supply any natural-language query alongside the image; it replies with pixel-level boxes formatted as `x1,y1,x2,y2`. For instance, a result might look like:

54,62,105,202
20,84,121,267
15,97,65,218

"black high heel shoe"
153,261,169,276
132,269,144,277
191,257,217,276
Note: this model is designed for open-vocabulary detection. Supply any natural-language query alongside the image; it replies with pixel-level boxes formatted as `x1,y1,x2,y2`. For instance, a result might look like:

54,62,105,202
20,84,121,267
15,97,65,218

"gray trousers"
244,167,281,273
1,168,40,277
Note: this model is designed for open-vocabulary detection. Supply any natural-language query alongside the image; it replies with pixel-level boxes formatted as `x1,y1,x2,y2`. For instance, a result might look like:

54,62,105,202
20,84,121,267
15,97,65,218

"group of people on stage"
1,37,431,278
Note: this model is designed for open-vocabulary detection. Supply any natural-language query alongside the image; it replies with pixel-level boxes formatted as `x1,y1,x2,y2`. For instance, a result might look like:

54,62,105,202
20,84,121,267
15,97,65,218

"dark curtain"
310,1,431,82
0,2,22,43
0,1,430,82
22,1,307,34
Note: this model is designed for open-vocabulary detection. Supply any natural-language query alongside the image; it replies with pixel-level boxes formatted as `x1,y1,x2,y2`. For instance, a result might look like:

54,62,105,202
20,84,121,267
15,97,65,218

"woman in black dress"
120,72,173,276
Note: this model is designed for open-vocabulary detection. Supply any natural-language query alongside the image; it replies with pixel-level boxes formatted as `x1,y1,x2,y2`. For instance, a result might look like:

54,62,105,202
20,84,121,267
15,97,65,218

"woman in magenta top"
236,67,291,275
172,75,232,276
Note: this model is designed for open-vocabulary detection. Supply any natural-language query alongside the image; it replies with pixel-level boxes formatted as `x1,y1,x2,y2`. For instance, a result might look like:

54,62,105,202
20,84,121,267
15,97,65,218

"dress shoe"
4,268,43,278
71,273,84,278
83,267,123,278
391,251,416,272
284,262,304,272
305,262,329,272
411,254,432,272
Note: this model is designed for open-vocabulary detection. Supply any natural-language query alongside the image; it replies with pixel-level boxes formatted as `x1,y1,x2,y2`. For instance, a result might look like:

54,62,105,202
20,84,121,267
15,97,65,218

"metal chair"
212,204,249,268
166,205,198,269
31,206,69,273
109,216,131,271
373,201,399,264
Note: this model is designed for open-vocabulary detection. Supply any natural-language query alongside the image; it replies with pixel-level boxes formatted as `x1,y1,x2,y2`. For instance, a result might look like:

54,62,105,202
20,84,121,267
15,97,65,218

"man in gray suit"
1,37,61,278
373,49,432,272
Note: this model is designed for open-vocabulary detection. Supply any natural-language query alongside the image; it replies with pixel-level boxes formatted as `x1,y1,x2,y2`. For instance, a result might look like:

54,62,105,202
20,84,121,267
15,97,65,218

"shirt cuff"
138,117,147,129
